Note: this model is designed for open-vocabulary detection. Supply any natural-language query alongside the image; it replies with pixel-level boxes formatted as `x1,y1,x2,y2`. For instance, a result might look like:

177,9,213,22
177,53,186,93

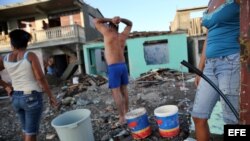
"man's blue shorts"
108,62,129,89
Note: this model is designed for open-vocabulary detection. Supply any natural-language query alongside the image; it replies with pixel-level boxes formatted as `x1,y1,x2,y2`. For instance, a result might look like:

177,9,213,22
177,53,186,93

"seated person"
46,56,57,76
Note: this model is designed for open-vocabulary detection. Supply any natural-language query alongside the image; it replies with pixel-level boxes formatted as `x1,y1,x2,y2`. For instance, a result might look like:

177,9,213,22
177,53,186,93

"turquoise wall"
127,33,188,78
83,33,188,79
83,42,103,74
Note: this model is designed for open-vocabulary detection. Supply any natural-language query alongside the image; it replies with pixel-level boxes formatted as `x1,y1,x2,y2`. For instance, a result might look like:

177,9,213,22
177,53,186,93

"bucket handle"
153,116,160,125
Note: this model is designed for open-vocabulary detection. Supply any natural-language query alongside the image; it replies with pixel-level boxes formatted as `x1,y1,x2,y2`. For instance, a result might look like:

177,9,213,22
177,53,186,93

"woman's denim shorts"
191,53,240,124
11,90,43,135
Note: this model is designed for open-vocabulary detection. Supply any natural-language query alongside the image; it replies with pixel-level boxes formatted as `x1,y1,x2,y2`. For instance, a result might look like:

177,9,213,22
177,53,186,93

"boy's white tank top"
3,51,42,92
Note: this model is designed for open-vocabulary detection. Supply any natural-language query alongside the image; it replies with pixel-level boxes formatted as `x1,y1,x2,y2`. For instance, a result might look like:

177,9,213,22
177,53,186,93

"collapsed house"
83,31,189,79
0,0,103,80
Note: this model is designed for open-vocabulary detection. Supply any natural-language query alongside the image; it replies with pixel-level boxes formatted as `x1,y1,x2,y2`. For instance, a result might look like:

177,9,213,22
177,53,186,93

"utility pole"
239,0,250,124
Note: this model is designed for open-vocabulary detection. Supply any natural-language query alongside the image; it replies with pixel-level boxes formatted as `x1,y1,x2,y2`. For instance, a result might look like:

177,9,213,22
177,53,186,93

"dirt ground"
0,71,223,141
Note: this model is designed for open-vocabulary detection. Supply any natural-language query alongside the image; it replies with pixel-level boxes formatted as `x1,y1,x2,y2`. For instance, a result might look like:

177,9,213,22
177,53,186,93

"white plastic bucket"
125,107,151,139
154,105,179,138
72,76,79,84
51,109,94,141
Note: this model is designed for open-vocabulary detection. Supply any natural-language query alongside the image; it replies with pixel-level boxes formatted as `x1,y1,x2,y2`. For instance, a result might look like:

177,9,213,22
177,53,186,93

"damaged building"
1,0,250,140
170,6,208,69
0,0,103,80
84,31,189,79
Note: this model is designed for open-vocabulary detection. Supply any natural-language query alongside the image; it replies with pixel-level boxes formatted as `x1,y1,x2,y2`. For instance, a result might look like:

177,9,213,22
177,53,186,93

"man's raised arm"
120,18,133,36
93,18,112,34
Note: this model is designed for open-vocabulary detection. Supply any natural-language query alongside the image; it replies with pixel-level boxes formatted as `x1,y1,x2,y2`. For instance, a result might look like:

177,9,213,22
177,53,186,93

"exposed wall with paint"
83,42,103,75
187,35,206,68
94,48,107,74
126,33,188,78
143,41,169,65
83,33,188,79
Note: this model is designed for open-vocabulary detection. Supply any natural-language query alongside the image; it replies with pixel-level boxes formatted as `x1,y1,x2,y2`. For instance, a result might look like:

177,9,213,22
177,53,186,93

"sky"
0,0,209,31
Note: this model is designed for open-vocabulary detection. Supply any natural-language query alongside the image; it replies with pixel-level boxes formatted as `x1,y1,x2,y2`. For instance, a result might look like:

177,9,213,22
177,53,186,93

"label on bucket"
155,113,179,137
126,113,151,139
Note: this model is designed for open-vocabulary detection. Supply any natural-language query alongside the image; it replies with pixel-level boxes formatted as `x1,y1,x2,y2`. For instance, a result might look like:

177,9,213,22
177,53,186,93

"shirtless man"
94,16,132,124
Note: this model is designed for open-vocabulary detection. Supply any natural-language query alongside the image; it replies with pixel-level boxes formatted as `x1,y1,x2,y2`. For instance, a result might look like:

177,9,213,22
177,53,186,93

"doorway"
0,21,8,35
48,17,61,28
54,54,67,77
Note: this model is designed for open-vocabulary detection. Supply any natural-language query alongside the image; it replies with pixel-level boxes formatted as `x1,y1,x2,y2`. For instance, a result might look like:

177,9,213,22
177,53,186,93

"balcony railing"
0,24,86,50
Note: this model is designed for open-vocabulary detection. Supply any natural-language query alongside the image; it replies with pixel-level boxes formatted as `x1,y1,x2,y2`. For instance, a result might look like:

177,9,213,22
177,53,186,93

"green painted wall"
83,33,188,79
83,42,104,74
127,33,188,78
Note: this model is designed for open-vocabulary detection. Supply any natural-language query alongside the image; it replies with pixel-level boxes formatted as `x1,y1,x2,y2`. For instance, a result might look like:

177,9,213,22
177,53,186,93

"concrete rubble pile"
135,68,194,88
0,71,197,141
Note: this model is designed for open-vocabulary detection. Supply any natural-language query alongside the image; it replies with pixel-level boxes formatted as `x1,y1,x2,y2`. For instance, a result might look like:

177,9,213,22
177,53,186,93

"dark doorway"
54,55,67,77
0,21,8,35
80,48,86,74
48,17,61,28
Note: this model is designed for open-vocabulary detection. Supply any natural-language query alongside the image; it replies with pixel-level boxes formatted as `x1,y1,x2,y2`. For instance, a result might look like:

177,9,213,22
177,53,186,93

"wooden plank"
239,0,250,124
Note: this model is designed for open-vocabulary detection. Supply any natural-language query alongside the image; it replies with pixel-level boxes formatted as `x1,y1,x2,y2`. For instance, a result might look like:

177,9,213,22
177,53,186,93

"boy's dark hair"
9,29,32,49
108,22,119,31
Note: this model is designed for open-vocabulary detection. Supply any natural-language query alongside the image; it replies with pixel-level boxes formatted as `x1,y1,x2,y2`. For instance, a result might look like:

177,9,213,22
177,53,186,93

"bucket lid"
154,105,178,117
125,107,146,119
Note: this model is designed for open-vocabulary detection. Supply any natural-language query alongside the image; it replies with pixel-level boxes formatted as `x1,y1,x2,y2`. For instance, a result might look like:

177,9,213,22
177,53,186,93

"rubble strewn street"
0,69,197,141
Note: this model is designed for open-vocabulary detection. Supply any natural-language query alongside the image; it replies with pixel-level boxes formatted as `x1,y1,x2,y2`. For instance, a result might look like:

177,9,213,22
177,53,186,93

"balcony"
0,24,86,52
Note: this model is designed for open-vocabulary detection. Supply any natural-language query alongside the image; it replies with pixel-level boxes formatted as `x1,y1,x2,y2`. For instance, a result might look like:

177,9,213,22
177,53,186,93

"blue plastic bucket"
125,107,151,139
154,105,179,137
